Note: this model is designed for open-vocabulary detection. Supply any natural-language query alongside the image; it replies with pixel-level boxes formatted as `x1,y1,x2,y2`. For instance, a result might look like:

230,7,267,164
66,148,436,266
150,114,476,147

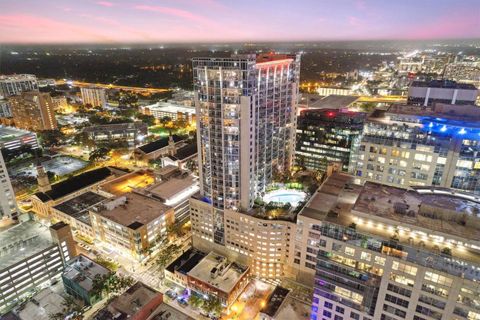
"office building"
303,173,480,320
0,75,38,98
189,53,300,278
140,101,196,122
62,254,110,306
0,221,76,313
82,122,148,146
0,126,39,152
80,87,107,108
51,191,108,240
8,92,57,131
90,193,174,260
354,103,480,194
407,80,478,106
296,109,365,172
139,168,199,225
0,151,18,220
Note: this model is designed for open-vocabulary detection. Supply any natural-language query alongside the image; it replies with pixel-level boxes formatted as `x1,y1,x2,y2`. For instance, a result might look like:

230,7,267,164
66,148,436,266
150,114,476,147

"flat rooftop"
94,193,172,229
187,252,248,294
62,254,110,292
353,182,480,242
306,95,360,110
145,101,195,114
102,282,161,318
146,174,198,205
0,125,35,143
271,294,310,320
100,170,155,196
150,303,194,320
15,287,65,320
166,249,206,275
83,121,147,133
53,191,106,220
411,80,477,90
304,174,480,281
0,221,55,271
260,286,290,317
386,104,480,123
35,167,114,202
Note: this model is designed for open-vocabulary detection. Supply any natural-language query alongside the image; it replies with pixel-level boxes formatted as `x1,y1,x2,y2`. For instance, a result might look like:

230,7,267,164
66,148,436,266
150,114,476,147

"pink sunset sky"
0,0,479,43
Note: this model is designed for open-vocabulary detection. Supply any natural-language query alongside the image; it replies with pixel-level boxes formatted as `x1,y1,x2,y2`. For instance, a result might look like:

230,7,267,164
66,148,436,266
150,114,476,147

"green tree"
202,296,223,316
156,243,182,268
38,130,65,147
137,114,156,126
89,147,110,162
188,294,204,309
94,257,118,272
92,273,135,298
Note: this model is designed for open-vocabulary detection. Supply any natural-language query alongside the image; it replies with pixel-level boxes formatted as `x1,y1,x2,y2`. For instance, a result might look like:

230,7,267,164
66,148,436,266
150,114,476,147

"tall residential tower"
189,53,300,276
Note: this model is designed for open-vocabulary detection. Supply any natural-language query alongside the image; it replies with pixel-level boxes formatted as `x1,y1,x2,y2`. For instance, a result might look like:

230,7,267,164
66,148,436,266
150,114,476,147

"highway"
55,79,171,94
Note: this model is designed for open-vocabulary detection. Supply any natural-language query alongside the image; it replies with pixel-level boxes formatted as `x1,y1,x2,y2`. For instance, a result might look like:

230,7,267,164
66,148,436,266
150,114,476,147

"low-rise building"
407,79,478,106
31,167,116,217
187,252,249,307
82,122,148,146
99,170,156,197
0,221,76,313
140,169,199,224
12,287,66,320
259,286,291,320
161,142,198,170
165,249,206,287
62,254,110,306
140,101,196,122
90,193,174,260
51,191,108,240
134,135,186,161
94,282,163,320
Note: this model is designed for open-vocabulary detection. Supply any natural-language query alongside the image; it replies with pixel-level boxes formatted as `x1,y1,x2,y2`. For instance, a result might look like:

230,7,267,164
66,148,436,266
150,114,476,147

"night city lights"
0,1,480,319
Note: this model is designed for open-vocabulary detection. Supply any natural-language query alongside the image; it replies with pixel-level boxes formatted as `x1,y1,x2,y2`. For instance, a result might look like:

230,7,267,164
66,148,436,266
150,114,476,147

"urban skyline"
1,1,480,320
0,0,479,44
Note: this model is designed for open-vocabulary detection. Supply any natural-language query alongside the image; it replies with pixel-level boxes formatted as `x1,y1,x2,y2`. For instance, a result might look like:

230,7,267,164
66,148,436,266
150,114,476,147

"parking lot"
9,155,88,178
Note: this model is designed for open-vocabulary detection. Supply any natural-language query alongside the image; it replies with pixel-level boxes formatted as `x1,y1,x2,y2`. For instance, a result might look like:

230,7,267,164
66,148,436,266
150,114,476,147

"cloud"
96,1,115,7
134,4,214,25
0,14,116,43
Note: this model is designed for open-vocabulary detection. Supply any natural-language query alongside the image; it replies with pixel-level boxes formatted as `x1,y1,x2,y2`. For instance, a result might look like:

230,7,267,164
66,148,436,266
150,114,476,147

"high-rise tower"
193,53,300,211
190,53,300,256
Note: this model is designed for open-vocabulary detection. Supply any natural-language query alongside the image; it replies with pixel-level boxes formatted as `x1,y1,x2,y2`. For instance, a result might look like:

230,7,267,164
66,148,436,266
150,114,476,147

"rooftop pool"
263,189,307,207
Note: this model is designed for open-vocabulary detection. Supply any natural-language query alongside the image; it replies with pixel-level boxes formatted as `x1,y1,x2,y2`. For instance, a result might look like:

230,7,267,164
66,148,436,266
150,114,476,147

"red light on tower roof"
327,111,335,117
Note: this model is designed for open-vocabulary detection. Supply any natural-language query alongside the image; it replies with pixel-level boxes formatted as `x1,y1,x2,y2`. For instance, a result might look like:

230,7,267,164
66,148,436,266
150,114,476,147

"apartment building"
296,109,365,172
298,173,480,320
8,91,57,131
354,103,480,194
80,87,107,108
0,74,38,98
89,193,174,260
0,221,76,313
189,53,301,279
